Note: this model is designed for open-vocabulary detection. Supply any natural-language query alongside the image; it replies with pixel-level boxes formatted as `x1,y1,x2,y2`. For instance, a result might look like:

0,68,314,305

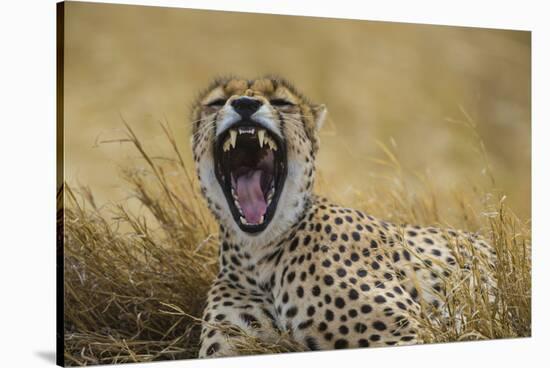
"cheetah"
190,76,496,358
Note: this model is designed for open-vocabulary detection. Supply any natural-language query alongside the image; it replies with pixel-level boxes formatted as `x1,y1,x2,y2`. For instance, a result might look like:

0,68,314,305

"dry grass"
61,123,531,366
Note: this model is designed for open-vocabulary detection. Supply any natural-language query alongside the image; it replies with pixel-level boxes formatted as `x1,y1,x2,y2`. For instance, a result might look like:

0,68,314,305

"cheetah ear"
313,104,327,131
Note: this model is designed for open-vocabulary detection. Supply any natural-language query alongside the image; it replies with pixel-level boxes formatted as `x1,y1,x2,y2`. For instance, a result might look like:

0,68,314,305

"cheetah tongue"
235,170,267,224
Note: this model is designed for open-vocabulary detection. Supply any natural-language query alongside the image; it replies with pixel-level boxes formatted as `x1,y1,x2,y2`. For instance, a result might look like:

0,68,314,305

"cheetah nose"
231,97,262,119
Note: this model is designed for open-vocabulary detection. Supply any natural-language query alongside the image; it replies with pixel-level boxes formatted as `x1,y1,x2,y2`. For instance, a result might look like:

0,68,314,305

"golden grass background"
63,2,530,219
61,2,531,365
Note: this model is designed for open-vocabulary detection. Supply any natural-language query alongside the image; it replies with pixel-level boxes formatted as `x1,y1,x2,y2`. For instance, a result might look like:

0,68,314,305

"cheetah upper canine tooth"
229,129,237,148
258,129,265,147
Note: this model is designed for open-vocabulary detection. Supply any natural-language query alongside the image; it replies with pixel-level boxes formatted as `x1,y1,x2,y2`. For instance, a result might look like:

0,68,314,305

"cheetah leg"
198,278,281,358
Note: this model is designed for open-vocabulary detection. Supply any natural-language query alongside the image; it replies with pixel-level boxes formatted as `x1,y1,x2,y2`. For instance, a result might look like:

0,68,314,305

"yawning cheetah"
190,76,496,358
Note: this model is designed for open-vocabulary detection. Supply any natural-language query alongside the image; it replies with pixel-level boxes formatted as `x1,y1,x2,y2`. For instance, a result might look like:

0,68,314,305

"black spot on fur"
286,306,298,318
240,313,259,326
289,238,299,252
355,322,367,333
334,339,349,349
361,304,373,314
298,319,314,330
206,342,220,356
305,336,320,350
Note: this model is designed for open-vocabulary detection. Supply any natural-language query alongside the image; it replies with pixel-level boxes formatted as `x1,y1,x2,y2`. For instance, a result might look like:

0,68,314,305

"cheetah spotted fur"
190,76,496,358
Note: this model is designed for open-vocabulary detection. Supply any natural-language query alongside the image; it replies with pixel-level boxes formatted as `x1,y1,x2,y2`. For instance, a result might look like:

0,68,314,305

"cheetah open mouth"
214,123,287,233
214,122,287,233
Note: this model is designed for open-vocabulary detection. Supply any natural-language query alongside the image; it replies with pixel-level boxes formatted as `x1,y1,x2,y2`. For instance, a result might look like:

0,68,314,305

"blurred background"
62,2,531,220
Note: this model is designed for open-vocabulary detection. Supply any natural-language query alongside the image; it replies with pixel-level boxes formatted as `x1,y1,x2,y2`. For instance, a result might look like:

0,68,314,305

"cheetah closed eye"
190,76,497,358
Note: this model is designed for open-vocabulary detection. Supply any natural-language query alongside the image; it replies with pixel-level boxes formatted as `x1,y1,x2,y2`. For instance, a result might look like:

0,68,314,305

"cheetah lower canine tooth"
223,139,231,152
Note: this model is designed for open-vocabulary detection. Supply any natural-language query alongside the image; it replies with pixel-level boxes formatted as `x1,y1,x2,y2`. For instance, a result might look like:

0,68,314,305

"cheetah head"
191,76,326,243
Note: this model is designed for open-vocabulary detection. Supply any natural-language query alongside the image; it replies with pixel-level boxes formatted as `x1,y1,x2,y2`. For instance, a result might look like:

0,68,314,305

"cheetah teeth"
240,215,265,225
258,129,265,147
232,189,244,216
230,129,237,148
222,128,277,152
267,185,275,205
265,136,278,151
